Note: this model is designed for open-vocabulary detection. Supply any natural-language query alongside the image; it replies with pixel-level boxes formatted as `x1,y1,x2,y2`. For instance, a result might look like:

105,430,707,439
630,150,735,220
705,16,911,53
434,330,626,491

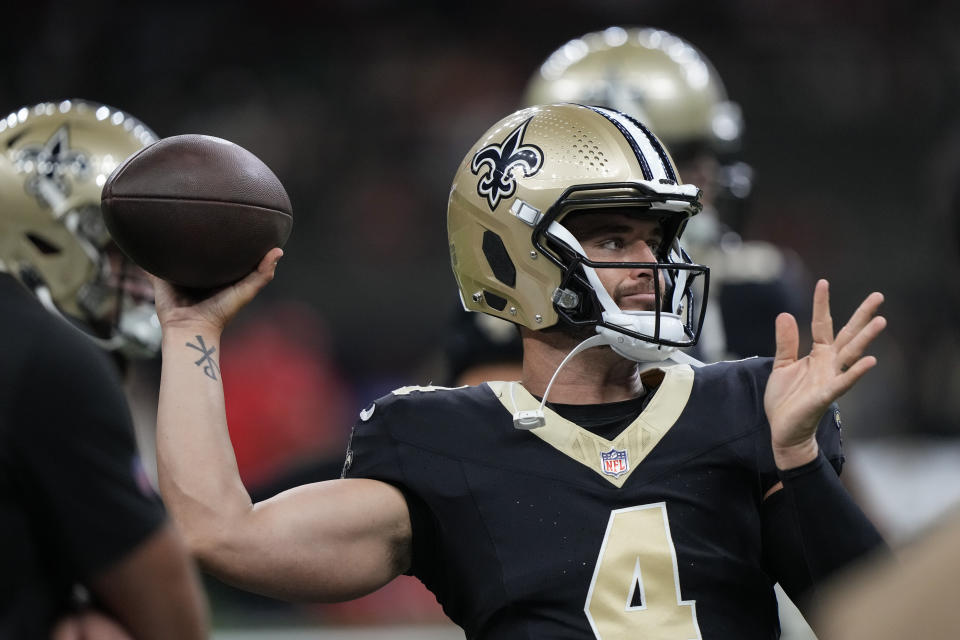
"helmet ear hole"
25,232,62,255
483,291,508,311
482,230,516,287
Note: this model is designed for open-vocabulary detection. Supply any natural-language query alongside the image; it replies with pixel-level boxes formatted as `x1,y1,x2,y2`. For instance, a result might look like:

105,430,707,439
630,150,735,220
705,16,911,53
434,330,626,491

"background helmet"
447,103,708,360
523,27,752,243
0,99,160,357
524,27,742,157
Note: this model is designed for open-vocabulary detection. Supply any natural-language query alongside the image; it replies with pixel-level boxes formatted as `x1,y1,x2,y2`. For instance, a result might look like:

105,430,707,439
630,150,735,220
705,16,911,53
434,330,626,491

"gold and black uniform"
344,357,883,639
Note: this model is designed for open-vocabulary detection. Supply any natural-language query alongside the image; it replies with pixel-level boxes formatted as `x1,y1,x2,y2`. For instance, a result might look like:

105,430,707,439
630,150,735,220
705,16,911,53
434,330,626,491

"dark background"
5,0,959,437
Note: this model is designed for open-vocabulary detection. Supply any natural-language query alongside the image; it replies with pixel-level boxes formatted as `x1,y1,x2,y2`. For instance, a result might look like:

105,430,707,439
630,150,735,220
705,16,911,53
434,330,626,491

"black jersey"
0,274,166,637
343,357,845,639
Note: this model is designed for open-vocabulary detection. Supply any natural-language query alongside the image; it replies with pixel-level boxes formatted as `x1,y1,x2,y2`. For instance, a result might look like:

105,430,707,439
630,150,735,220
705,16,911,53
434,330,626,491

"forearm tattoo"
185,335,221,380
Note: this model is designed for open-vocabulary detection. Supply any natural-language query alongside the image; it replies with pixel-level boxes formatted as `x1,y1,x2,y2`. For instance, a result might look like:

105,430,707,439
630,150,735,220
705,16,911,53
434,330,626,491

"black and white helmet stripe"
585,105,678,183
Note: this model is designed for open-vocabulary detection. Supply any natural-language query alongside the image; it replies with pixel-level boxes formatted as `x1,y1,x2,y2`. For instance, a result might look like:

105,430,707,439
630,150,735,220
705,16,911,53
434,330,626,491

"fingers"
811,279,834,345
830,300,885,398
836,314,887,373
50,617,80,640
773,312,799,369
830,354,878,398
261,247,284,272
224,248,284,311
79,611,134,640
152,249,283,333
834,291,884,352
50,612,133,640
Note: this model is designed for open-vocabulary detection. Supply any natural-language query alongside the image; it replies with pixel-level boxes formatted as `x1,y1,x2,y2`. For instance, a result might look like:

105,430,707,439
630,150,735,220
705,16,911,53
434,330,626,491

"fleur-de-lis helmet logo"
471,117,543,211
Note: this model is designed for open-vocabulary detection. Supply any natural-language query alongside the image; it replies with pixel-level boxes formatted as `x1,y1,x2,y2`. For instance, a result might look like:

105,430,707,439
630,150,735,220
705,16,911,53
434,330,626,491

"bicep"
202,477,413,602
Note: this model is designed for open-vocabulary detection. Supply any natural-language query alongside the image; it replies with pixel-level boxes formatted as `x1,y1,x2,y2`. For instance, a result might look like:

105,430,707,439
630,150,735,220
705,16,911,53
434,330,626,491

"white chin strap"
511,222,701,430
547,221,689,363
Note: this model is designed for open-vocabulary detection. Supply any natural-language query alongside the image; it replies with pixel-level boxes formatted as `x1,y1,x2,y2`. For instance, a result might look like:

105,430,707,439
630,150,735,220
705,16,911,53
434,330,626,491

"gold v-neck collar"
487,365,695,488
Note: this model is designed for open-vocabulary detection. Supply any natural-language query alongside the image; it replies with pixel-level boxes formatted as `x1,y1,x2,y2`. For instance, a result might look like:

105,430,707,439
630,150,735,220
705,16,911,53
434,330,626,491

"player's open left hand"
764,279,886,469
151,248,283,336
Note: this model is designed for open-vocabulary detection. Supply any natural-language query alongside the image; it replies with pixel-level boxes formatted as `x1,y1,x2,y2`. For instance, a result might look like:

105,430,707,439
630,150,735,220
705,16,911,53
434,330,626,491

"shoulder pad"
391,384,463,396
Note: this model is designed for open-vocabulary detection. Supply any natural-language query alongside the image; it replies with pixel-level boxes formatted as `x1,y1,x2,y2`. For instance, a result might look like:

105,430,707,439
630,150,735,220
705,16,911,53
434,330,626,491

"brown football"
101,134,292,289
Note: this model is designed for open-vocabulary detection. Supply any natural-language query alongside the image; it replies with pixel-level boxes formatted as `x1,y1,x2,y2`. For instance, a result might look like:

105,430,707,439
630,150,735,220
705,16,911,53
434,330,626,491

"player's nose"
626,243,657,278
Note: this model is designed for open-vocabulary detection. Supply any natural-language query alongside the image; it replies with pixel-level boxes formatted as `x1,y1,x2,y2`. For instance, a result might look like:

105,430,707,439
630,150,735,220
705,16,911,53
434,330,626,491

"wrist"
773,438,819,471
161,323,222,346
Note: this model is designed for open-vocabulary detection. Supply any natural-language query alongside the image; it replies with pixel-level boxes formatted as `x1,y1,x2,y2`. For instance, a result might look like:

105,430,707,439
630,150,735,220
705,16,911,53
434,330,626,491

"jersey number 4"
584,503,701,640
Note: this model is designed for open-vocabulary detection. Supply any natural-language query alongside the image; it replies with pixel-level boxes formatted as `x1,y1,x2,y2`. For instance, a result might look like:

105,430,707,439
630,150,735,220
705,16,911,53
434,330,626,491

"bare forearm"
156,326,251,550
147,255,410,600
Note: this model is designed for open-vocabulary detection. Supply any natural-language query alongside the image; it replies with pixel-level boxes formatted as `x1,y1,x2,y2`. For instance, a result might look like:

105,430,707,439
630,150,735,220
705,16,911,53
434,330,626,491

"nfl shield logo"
600,447,629,478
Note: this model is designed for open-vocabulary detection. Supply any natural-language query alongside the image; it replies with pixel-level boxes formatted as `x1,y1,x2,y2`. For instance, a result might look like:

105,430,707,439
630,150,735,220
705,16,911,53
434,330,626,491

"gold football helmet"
0,99,160,356
523,27,742,156
448,103,708,363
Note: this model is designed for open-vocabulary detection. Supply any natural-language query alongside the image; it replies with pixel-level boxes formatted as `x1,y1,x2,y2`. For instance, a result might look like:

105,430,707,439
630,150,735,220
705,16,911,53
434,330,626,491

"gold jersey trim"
487,365,694,488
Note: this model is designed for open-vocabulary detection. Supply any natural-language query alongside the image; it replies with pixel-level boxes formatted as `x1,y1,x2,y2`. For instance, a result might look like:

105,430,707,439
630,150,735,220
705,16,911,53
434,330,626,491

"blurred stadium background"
4,1,960,637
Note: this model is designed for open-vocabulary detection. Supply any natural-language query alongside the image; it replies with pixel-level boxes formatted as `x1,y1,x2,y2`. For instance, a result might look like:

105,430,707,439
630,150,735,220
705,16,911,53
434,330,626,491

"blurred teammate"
0,100,207,639
525,27,809,361
154,104,885,638
441,303,522,386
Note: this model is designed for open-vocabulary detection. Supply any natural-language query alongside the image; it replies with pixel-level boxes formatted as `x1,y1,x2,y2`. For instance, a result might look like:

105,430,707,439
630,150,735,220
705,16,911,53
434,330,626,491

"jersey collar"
487,364,694,488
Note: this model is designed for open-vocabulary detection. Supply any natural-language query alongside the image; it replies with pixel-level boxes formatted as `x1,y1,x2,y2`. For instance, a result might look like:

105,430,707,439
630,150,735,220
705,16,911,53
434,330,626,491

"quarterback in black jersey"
342,360,849,638
155,104,886,639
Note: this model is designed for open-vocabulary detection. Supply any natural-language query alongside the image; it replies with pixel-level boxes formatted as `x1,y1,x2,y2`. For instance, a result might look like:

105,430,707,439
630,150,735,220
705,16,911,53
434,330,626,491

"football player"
153,104,886,638
439,28,807,389
524,28,825,638
524,27,810,362
0,100,207,638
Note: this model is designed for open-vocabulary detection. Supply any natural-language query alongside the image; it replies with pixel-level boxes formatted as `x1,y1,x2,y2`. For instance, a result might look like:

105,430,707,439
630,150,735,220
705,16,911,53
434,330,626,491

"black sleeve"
10,327,165,580
816,403,845,475
758,402,845,497
761,452,888,609
342,398,439,578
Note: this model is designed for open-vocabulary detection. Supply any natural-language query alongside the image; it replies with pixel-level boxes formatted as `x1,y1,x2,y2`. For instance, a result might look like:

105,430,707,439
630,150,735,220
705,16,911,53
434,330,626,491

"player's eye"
646,239,661,253
597,238,625,251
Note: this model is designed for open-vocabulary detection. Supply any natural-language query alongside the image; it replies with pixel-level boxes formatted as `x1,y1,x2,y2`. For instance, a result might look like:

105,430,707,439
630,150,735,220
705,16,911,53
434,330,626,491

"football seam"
102,196,292,215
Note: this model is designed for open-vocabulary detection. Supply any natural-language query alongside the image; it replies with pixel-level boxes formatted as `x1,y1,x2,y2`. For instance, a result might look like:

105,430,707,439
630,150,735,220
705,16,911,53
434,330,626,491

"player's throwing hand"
151,248,283,336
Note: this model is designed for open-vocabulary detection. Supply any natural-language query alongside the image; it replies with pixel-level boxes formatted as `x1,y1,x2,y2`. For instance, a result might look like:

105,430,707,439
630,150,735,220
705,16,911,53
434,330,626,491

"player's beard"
612,268,666,312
